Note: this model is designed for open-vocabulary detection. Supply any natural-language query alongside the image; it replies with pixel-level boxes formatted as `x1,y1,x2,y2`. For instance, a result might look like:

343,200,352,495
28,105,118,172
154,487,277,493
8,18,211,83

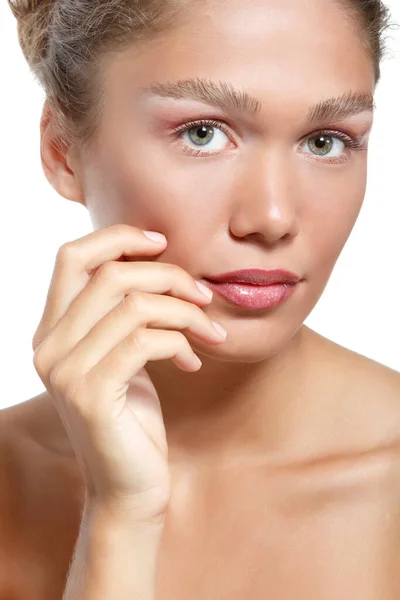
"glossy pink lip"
202,269,302,310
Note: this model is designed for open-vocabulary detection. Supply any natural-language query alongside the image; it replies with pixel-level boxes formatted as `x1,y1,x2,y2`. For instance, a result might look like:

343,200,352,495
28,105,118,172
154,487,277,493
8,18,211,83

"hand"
32,224,227,525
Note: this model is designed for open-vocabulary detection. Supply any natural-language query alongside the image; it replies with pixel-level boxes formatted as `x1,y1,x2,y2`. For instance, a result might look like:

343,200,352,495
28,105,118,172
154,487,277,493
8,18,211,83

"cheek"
303,165,367,273
88,144,236,271
91,139,235,232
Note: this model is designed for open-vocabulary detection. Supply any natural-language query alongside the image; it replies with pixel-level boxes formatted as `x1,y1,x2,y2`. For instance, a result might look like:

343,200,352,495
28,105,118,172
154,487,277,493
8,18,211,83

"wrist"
63,495,163,600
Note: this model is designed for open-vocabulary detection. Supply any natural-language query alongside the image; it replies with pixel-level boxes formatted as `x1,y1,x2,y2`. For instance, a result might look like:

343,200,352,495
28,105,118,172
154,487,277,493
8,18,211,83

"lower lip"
204,281,298,309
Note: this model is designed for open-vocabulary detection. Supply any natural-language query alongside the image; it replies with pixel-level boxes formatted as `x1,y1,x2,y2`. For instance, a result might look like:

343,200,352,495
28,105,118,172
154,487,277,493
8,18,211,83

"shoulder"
0,393,82,509
305,327,400,452
0,393,84,597
0,391,84,509
302,330,400,509
307,327,400,399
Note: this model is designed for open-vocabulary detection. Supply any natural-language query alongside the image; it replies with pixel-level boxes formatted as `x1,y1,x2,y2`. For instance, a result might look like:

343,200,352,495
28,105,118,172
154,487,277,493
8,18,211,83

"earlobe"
39,100,85,205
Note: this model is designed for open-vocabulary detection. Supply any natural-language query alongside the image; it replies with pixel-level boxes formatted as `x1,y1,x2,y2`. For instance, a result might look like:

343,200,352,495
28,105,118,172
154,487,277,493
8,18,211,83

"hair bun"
8,0,57,68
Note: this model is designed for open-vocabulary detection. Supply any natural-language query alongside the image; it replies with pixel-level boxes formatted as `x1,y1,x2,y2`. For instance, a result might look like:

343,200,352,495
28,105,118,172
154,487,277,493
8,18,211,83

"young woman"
2,0,400,598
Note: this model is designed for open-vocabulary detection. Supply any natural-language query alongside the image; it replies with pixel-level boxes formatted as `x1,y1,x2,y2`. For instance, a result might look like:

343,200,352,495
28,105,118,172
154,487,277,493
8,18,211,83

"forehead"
104,0,374,117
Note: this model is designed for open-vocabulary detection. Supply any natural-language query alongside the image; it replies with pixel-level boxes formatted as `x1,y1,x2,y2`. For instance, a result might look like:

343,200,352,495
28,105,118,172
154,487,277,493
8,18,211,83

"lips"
202,269,302,310
204,280,297,310
204,268,301,286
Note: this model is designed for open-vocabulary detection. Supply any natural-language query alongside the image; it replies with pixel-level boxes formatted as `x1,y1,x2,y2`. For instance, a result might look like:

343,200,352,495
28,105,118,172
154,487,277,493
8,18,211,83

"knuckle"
166,264,197,289
122,291,145,312
94,261,121,283
32,346,48,375
56,242,76,263
62,375,90,408
49,362,72,391
124,329,144,352
111,223,136,237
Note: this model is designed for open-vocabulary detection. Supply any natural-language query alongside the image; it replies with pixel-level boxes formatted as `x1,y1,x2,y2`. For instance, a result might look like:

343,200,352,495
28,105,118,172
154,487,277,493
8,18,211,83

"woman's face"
77,0,374,363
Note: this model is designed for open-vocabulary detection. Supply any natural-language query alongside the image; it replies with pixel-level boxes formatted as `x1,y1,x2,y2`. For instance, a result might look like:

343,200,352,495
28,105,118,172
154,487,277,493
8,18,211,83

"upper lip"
204,268,301,285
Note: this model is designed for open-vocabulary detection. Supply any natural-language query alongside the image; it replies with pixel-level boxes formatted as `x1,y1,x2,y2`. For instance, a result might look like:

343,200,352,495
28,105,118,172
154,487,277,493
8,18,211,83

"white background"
0,2,399,409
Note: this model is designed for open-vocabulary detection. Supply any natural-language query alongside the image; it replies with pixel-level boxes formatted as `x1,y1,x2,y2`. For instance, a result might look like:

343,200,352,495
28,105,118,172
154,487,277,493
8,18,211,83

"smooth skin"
2,0,400,598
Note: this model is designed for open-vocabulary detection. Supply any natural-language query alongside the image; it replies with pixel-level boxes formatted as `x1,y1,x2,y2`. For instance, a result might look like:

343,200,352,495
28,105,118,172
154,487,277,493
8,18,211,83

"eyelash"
171,118,366,164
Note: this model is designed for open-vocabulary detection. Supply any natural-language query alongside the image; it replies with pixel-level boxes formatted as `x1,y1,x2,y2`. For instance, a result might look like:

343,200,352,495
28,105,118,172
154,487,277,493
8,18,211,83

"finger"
37,258,214,357
32,224,169,350
88,328,203,395
51,328,202,407
38,291,224,381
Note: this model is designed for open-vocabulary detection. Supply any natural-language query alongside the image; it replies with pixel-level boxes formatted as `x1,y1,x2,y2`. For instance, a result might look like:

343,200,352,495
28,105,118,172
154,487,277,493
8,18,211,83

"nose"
229,151,300,244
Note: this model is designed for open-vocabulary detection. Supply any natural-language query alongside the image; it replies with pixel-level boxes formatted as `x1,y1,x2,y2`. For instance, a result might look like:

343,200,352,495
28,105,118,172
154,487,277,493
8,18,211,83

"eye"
172,119,233,156
300,130,363,163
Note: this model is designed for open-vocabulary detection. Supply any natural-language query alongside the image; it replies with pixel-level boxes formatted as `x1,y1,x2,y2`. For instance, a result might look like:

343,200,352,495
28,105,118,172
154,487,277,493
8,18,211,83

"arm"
62,498,165,600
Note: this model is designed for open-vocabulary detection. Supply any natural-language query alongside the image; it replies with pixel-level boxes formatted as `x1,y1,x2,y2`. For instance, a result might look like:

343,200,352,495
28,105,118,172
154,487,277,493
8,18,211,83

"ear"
40,99,85,205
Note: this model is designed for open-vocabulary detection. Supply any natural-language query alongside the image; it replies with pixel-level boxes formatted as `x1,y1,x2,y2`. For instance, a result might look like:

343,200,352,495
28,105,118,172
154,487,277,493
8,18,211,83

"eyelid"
171,118,234,139
302,129,364,149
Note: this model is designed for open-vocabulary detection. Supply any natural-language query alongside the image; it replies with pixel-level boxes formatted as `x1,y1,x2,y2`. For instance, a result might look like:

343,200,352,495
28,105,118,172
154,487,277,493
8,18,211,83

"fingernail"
211,321,227,339
194,355,203,369
143,230,167,243
196,281,213,300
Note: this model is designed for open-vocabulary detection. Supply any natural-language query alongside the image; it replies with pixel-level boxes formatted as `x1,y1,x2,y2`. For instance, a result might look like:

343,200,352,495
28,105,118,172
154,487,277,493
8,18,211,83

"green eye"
307,134,335,156
175,119,232,156
187,125,215,146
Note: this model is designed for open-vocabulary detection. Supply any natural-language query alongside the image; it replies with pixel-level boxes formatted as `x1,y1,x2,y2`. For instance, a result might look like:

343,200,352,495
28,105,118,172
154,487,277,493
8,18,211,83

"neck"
145,325,323,467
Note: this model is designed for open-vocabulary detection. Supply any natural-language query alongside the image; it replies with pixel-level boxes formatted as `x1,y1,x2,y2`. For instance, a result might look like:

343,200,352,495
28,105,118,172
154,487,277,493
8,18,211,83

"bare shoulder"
0,391,84,510
0,391,77,457
300,329,400,516
314,329,400,397
0,393,84,597
306,328,400,452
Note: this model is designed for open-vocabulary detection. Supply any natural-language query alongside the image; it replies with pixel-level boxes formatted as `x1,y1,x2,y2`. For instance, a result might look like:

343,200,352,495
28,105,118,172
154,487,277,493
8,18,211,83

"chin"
191,323,303,364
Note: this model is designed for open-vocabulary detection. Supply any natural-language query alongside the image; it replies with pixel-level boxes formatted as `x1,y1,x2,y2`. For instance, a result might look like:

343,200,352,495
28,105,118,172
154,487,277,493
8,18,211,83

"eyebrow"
139,77,375,123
